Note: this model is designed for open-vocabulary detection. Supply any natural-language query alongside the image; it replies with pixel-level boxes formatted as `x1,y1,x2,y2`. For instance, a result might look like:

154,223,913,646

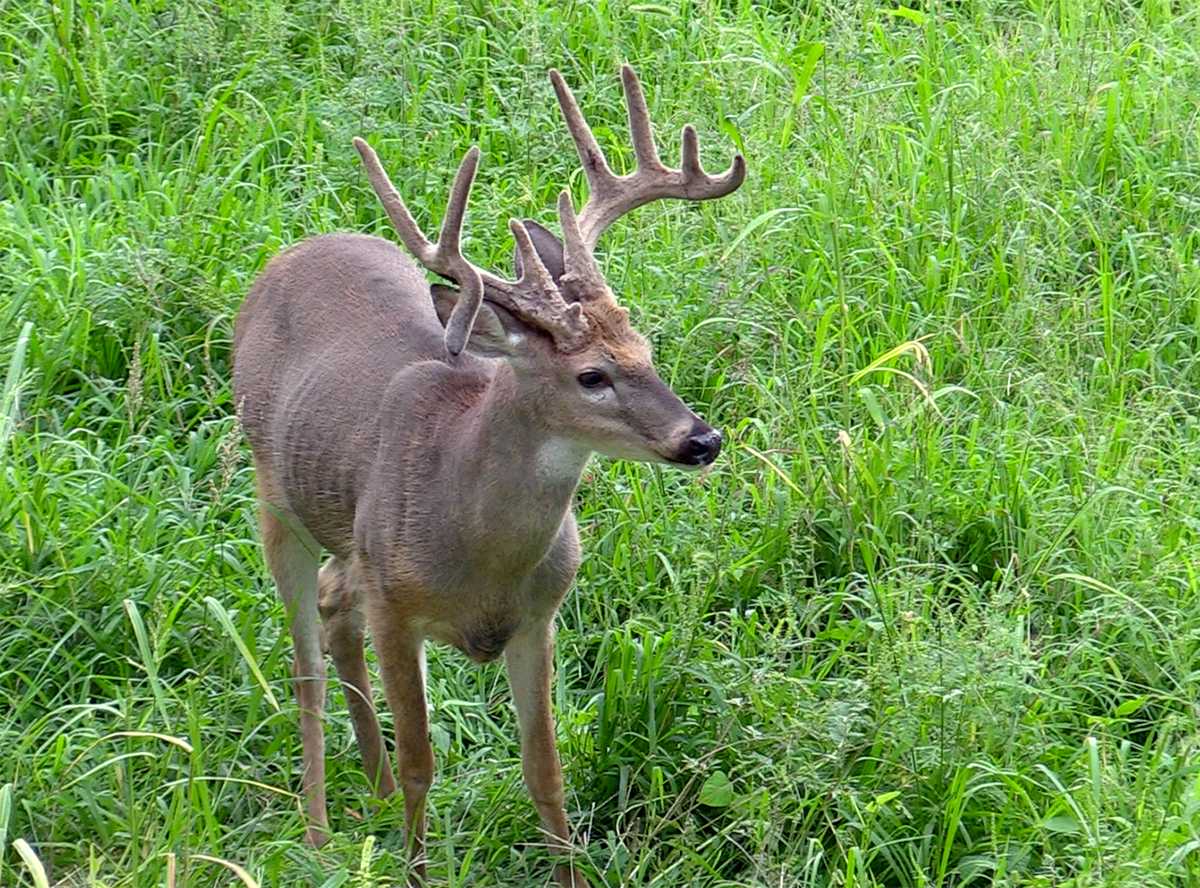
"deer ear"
432,284,525,357
512,220,565,284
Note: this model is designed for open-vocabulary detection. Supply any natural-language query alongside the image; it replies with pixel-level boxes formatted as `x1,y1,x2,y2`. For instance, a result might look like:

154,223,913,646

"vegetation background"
3,0,1200,885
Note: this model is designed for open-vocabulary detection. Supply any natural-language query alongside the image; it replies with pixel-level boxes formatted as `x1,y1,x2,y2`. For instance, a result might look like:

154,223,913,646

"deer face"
545,300,720,467
435,282,720,469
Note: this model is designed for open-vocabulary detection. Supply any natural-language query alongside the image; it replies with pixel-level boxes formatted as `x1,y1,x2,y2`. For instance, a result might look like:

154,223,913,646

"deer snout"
676,425,722,467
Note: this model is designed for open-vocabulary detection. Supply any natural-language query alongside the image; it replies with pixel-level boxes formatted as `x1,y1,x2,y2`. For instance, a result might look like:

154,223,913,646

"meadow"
3,0,1200,885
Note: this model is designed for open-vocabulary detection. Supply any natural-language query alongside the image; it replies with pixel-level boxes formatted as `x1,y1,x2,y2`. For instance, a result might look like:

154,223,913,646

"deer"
232,64,745,887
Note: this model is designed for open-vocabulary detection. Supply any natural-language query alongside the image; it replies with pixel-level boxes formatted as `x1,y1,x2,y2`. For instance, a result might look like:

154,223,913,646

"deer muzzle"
674,424,722,467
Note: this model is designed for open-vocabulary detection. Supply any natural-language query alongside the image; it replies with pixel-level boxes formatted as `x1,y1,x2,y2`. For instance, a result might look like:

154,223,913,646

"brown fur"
581,300,651,366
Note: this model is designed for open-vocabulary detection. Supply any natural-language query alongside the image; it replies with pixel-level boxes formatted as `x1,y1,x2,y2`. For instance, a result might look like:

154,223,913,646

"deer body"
234,67,744,887
237,232,582,622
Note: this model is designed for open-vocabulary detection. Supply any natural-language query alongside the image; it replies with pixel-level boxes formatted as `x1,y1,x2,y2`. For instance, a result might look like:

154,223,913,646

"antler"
550,64,747,253
353,138,588,354
353,66,742,349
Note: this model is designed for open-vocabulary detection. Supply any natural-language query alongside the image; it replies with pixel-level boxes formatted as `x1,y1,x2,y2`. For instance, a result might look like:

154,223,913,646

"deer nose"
677,427,722,466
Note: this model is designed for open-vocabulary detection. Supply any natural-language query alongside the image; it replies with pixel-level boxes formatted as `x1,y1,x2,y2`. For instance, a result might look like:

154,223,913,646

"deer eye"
576,370,609,389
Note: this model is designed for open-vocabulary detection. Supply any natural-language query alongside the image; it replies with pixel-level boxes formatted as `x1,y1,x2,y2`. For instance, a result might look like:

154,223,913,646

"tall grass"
3,0,1200,885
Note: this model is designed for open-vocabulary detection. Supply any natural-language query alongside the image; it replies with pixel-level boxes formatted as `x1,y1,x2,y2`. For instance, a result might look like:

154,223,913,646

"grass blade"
0,321,33,456
13,838,51,888
204,596,280,712
123,598,173,730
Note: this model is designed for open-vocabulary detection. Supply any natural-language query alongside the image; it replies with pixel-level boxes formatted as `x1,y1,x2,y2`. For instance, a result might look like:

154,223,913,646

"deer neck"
448,365,591,563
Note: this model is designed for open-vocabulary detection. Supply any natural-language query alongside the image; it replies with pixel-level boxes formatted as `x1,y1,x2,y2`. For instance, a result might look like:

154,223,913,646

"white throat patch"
535,438,591,485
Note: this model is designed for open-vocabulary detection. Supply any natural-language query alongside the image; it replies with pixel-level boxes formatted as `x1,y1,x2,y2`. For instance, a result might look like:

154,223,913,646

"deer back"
234,231,591,627
234,233,454,557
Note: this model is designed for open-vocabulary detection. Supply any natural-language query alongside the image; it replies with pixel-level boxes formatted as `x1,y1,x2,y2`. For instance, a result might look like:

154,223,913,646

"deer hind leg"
256,479,328,846
505,619,593,888
318,557,398,799
368,599,432,885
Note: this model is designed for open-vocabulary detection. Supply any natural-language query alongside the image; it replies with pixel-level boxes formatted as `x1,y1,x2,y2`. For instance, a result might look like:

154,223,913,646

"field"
3,0,1200,885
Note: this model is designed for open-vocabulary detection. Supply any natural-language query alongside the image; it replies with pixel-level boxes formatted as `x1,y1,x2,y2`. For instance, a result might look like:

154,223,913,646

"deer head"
353,64,745,468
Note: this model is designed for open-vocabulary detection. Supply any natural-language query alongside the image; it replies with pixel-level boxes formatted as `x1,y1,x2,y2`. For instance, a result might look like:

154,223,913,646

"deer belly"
421,612,521,664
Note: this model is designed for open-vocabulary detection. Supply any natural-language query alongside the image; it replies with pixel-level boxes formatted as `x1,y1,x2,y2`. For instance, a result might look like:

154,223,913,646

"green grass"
3,0,1200,885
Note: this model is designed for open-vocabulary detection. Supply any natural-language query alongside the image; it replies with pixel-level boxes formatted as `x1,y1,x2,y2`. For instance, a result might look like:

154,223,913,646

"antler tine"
506,220,559,296
481,218,588,351
620,63,667,174
556,189,607,297
549,68,616,191
550,65,747,252
680,125,702,178
353,137,484,356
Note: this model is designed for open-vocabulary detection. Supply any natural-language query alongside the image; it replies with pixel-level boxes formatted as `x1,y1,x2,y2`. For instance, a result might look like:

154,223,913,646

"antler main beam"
549,64,747,252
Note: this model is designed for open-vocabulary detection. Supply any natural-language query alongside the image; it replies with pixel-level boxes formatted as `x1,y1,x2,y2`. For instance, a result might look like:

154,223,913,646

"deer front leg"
369,604,432,885
319,558,398,800
505,619,593,888
257,488,329,846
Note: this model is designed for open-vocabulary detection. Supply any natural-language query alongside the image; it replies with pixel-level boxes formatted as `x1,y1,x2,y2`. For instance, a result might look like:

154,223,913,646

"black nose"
677,427,722,466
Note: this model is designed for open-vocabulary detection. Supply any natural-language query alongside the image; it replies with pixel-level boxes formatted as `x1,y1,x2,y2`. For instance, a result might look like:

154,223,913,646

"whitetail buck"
233,65,744,887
